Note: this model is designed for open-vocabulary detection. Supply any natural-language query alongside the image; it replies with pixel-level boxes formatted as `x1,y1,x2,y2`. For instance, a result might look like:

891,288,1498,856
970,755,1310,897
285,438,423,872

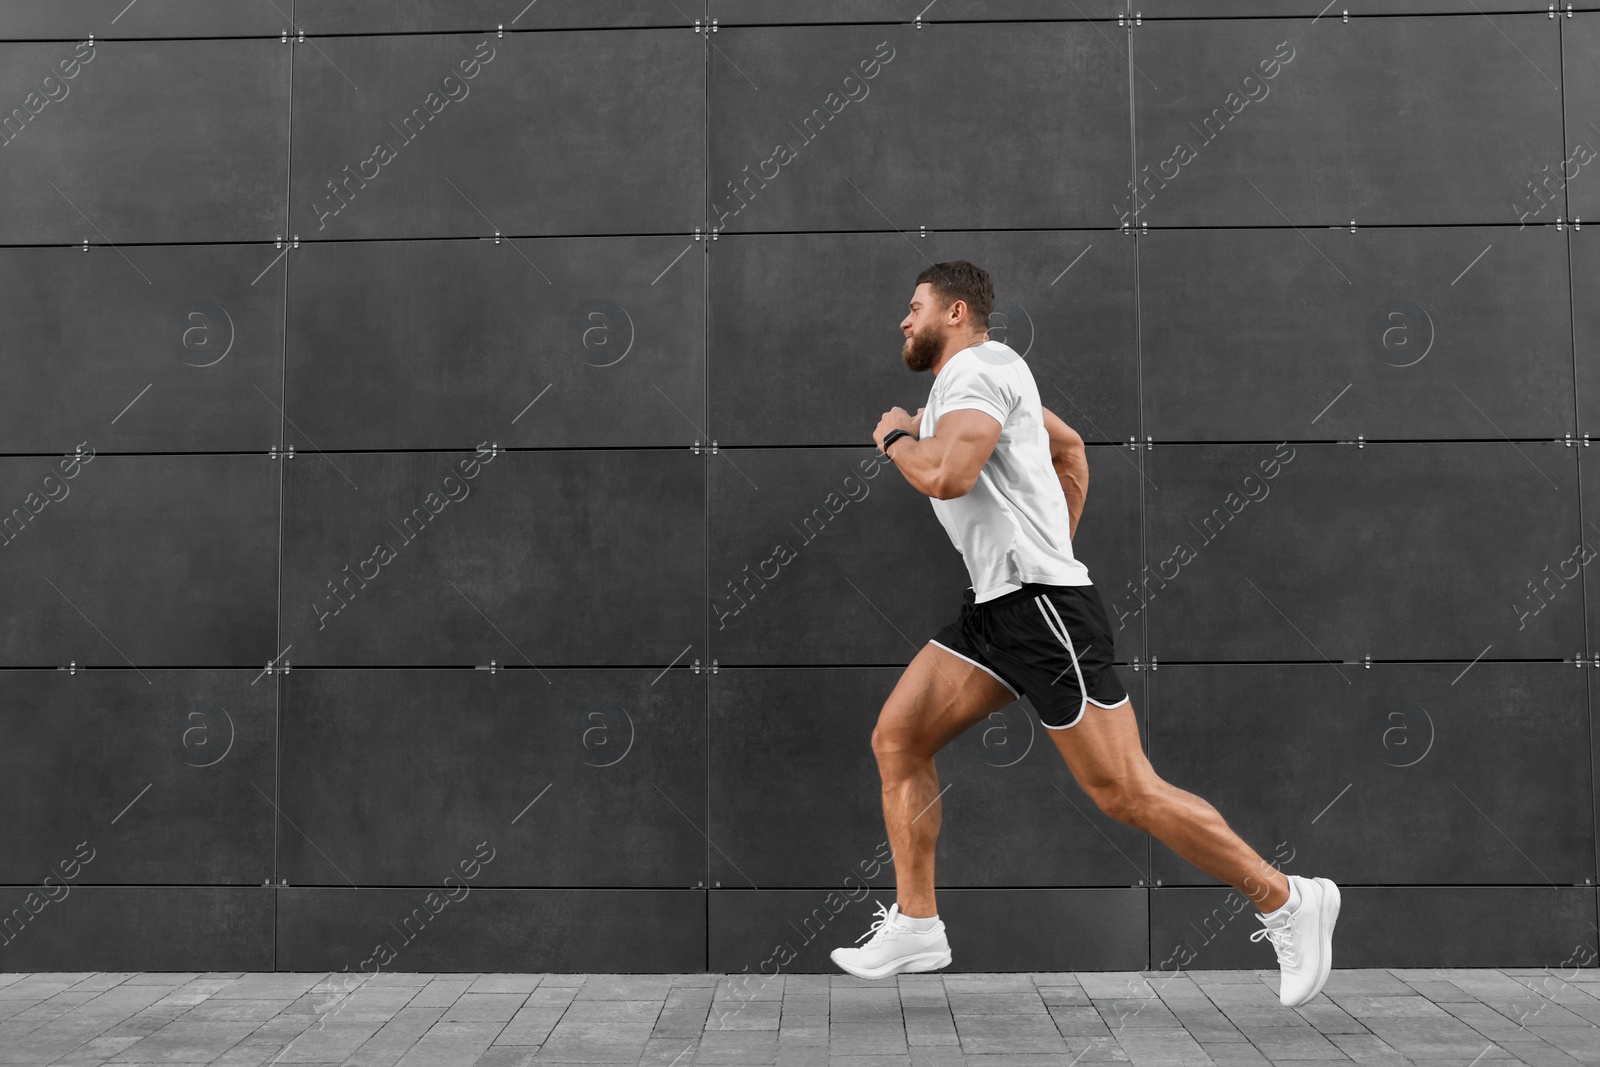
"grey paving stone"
1234,1023,1344,1060
177,999,295,1024
1199,1041,1271,1066
1393,977,1482,1003
773,1046,828,1067
1532,1025,1600,1057
1326,994,1452,1019
780,976,830,995
68,975,135,994
494,1006,566,1046
1288,1001,1367,1036
828,993,903,1025
468,1048,537,1067
636,1036,697,1066
826,1021,909,1055
1077,973,1162,1001
776,1019,828,1047
42,1033,144,1067
1049,1005,1112,1037
1362,1016,1522,1061
945,993,1046,1015
118,975,204,988
204,1041,292,1067
1492,1039,1585,1066
1097,997,1181,1028
391,1021,504,1066
704,1000,780,1030
941,974,1037,995
467,975,543,995
954,1013,1070,1056
573,975,676,1001
273,1020,387,1062
524,987,580,1009
109,1019,260,1062
693,1029,778,1064
1113,1026,1219,1066
717,975,784,1002
344,1004,449,1062
439,992,531,1025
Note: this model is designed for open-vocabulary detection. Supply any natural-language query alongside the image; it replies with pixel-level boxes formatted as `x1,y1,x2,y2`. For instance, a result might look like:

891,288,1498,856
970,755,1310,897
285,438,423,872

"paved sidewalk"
0,967,1596,1066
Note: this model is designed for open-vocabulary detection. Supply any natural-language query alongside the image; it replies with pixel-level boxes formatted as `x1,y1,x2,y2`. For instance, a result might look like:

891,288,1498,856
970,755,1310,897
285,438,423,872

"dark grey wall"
0,0,1595,975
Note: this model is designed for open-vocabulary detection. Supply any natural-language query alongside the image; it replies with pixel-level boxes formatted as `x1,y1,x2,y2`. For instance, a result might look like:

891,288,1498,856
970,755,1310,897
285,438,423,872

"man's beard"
902,323,942,372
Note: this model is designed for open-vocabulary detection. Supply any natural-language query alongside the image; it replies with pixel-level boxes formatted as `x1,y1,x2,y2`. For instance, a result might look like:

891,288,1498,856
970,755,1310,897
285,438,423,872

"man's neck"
931,332,990,375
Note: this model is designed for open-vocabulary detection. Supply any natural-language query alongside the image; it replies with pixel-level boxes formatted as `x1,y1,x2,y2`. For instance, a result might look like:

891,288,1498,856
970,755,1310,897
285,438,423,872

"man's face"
900,282,947,373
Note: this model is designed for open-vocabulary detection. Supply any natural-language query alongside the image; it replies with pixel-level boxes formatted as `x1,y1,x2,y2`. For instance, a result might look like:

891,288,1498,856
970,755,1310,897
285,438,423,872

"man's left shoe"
1248,873,1341,1007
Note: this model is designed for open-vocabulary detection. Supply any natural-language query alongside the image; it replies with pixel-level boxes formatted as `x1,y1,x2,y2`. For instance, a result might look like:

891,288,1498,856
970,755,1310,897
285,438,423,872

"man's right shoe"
1248,873,1341,1008
829,901,953,980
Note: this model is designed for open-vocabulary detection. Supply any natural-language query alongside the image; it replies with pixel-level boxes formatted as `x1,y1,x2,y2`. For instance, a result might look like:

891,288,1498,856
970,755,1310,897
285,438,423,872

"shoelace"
854,901,898,948
1248,921,1299,967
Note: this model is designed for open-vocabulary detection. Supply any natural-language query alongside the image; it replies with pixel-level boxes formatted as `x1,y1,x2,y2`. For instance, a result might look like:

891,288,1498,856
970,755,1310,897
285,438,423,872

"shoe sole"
1313,876,1340,995
831,948,952,981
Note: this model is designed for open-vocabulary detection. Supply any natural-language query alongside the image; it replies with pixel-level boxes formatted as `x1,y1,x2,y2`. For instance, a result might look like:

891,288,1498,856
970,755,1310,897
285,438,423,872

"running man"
830,260,1339,1007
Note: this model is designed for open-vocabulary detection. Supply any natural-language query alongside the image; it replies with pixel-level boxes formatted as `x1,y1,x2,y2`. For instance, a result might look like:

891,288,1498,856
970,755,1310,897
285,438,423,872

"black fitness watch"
881,428,913,457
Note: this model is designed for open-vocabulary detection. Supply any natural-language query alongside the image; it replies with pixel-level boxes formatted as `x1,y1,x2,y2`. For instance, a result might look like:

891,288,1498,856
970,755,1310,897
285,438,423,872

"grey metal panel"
709,668,1150,889
0,455,279,668
288,30,703,240
709,231,1137,446
1585,451,1600,664
277,889,705,972
0,245,285,454
1571,231,1600,437
279,669,705,887
709,444,1140,664
0,670,275,884
0,0,291,39
711,0,1125,21
0,888,274,972
1139,227,1574,441
280,450,704,666
710,888,1148,973
296,1,691,33
1152,887,1595,970
1142,443,1581,662
1146,663,1591,887
708,23,1129,233
1140,1,1547,14
1565,15,1600,221
1131,17,1562,227
0,40,289,244
285,237,704,450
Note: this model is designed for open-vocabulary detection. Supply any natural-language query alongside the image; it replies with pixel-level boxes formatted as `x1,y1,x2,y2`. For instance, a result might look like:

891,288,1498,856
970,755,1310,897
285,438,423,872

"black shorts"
930,582,1130,730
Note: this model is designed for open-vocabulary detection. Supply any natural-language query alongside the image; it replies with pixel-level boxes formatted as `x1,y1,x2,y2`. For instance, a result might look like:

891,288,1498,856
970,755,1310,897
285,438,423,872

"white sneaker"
1248,874,1340,1007
829,901,953,980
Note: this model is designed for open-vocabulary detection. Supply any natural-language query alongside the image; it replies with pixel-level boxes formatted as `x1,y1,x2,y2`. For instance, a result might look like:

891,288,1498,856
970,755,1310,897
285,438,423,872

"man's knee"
871,707,930,765
1092,779,1160,827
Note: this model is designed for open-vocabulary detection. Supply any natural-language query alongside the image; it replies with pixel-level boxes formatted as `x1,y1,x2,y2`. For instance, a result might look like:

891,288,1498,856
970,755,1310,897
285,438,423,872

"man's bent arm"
1042,406,1088,538
883,434,943,497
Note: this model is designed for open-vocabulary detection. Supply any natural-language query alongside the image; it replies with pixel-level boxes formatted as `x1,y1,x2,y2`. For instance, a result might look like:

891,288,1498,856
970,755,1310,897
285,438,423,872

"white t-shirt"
918,339,1091,602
